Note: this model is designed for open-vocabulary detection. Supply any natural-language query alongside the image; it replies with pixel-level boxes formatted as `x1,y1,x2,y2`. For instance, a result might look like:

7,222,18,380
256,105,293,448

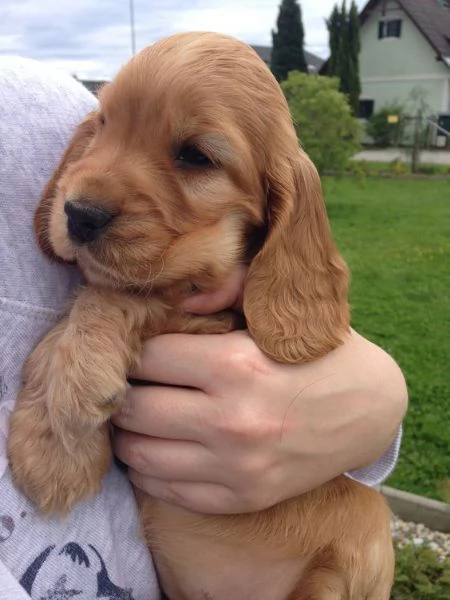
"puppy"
8,32,394,600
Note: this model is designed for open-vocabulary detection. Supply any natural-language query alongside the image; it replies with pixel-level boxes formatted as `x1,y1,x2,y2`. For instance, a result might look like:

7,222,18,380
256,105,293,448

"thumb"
182,267,246,314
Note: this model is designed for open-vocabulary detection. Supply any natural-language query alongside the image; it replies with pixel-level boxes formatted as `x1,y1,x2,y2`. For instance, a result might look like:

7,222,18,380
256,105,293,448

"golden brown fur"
8,32,394,599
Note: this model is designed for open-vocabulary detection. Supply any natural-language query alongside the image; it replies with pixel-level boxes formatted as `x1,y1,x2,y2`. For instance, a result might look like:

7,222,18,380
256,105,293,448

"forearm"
291,328,407,485
336,330,408,483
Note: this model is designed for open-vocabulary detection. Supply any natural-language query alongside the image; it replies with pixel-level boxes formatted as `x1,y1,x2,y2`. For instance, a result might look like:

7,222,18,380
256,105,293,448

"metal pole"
129,0,136,56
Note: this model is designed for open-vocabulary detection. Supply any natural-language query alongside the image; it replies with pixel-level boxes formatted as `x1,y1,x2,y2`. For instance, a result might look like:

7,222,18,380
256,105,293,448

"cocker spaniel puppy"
8,32,394,600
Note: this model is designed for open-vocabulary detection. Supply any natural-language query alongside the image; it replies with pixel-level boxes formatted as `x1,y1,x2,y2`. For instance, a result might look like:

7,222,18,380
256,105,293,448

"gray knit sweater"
0,56,158,600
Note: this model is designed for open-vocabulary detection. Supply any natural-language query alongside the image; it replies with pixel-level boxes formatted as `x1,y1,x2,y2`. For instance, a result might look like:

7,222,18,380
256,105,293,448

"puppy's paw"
8,395,111,515
47,366,127,432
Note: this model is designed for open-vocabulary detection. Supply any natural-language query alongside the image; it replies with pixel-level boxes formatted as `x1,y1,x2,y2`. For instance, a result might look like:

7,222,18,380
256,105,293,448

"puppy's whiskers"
132,249,167,297
80,251,120,285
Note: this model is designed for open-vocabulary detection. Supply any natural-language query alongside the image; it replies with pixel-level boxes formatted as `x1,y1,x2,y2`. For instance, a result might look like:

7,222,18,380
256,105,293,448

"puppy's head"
37,32,349,362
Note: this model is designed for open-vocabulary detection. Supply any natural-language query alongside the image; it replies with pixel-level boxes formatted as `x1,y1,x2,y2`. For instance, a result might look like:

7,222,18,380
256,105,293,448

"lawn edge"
381,486,450,533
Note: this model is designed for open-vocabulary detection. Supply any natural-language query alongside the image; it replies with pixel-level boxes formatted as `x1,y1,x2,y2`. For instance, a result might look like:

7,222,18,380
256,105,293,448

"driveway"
354,148,450,165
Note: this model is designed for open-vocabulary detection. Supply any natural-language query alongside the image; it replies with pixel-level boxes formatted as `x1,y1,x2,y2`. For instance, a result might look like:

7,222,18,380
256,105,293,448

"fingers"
131,330,256,391
113,429,217,483
132,333,222,389
182,266,246,314
112,384,216,442
128,472,241,514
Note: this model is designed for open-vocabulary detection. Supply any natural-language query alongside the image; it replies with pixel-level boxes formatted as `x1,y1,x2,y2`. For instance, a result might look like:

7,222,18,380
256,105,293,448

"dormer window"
378,19,402,39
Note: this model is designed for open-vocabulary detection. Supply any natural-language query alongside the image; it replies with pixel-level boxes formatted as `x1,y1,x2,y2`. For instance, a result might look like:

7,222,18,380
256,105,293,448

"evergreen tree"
347,0,361,114
326,5,341,77
271,0,308,82
326,1,361,115
338,2,351,97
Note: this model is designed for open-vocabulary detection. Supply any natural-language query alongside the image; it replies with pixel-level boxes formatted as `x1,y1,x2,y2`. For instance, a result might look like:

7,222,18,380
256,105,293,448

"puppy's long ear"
243,148,350,364
34,112,98,262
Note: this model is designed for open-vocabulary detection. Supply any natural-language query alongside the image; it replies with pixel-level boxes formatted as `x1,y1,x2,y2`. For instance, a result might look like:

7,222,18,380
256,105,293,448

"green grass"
323,177,450,501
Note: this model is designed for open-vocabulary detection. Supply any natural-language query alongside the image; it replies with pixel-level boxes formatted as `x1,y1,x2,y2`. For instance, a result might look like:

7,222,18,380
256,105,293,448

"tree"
281,72,360,173
327,5,341,77
326,1,361,115
347,1,361,113
405,87,432,173
271,0,308,82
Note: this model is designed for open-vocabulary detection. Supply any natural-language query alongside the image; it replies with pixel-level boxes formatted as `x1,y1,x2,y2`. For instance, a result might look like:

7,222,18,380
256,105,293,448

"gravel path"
392,515,450,561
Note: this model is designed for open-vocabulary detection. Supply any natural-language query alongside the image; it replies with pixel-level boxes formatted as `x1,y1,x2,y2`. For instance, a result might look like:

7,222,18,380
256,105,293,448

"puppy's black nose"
64,201,114,243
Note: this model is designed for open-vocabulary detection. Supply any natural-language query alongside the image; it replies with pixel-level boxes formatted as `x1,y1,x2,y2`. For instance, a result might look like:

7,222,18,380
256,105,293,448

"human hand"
113,323,407,514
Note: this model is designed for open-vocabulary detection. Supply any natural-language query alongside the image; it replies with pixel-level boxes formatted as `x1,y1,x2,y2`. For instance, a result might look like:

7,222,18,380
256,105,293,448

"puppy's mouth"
61,200,122,284
75,248,121,286
61,201,169,293
73,240,166,295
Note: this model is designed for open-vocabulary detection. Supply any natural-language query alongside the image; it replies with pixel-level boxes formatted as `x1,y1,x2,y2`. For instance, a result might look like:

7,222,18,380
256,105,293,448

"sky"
0,0,367,80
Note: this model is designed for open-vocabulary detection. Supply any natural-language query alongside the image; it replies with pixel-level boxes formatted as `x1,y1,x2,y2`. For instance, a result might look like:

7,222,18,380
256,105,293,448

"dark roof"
77,79,109,96
251,45,325,72
360,0,450,66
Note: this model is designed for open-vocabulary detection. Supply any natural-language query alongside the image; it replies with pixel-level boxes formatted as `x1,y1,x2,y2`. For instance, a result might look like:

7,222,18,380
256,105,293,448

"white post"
129,0,136,56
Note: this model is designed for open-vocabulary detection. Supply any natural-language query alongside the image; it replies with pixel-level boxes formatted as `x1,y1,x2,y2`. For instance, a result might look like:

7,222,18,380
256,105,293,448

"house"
356,0,450,130
80,79,109,96
73,76,109,96
251,45,325,74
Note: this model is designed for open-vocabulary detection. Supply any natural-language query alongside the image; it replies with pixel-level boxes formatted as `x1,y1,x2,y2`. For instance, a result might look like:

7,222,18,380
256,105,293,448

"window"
358,100,375,120
378,19,402,39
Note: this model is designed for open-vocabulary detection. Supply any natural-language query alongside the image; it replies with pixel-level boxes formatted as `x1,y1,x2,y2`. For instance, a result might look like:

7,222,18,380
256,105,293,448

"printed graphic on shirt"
39,575,82,599
20,542,135,600
0,514,15,541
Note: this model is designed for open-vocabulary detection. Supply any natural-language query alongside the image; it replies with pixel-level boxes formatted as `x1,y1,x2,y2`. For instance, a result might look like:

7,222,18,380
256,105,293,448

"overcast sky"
0,0,367,79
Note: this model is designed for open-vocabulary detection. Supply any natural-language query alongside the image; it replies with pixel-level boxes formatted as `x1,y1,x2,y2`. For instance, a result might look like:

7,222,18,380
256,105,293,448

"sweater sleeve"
346,426,402,487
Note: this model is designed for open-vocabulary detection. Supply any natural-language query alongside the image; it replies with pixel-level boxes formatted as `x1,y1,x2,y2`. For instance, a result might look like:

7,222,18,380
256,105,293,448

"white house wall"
360,0,450,115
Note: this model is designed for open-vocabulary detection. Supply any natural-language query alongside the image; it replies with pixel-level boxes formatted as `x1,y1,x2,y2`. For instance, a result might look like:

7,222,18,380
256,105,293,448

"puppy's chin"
75,250,123,288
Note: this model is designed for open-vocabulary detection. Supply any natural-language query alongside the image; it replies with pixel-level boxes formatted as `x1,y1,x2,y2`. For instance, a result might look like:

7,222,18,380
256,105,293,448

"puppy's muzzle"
64,201,114,243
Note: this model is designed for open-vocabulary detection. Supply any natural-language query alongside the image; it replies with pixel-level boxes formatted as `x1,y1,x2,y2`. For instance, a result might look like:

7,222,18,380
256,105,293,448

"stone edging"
381,486,450,533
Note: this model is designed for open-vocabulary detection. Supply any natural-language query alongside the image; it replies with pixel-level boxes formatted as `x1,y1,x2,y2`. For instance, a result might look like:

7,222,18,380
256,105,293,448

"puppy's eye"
175,144,213,168
98,114,106,126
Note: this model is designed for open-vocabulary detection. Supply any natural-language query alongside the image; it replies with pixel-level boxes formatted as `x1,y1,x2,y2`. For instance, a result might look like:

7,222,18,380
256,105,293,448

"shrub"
346,160,372,176
392,543,450,599
366,104,406,147
281,72,361,174
390,158,409,176
418,164,450,176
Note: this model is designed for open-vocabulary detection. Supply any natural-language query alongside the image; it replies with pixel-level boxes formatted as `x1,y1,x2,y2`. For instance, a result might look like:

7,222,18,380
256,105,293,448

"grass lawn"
322,177,450,502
